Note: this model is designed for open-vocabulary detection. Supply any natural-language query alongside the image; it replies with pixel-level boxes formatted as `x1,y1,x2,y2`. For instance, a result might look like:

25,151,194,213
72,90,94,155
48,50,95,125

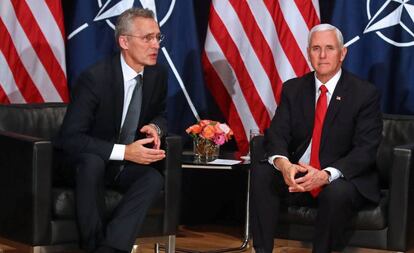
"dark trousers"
250,162,366,253
70,153,164,252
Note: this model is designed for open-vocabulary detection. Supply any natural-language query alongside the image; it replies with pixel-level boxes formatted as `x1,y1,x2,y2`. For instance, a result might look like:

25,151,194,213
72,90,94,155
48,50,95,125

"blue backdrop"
331,0,414,114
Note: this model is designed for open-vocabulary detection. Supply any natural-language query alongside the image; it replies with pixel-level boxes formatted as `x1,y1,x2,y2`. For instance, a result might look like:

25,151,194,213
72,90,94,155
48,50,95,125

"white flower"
219,123,231,134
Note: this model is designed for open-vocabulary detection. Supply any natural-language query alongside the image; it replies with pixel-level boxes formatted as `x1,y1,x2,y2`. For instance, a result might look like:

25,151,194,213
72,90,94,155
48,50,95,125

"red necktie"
310,85,328,197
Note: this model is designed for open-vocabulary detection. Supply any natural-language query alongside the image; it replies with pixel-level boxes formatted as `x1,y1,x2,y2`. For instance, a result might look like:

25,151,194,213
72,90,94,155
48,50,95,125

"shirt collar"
120,54,143,82
314,68,342,95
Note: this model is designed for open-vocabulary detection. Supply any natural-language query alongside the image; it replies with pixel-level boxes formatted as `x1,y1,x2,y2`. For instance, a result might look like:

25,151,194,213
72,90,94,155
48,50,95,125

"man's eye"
143,35,153,42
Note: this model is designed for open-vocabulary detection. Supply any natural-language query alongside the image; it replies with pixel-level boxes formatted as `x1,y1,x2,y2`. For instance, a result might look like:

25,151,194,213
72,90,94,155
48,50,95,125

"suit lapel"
321,71,348,149
291,75,315,161
112,55,124,134
303,75,316,133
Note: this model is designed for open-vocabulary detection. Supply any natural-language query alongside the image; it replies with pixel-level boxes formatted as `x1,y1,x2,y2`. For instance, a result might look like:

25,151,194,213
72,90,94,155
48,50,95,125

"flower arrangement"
186,119,233,145
186,120,233,161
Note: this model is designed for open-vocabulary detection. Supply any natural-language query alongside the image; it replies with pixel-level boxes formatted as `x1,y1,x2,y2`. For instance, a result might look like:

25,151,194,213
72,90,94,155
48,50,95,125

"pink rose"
214,134,226,145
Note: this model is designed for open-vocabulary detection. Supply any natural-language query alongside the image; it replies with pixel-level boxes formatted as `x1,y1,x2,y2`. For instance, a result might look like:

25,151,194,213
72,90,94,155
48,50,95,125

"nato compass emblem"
68,0,176,39
345,0,414,47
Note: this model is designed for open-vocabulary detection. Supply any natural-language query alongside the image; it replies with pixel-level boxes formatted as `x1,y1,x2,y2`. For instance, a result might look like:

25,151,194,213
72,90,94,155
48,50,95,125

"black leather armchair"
0,103,182,253
250,114,414,251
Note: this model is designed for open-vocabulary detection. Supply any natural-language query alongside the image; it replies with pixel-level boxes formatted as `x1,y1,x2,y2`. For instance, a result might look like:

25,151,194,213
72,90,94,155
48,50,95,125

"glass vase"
193,138,220,163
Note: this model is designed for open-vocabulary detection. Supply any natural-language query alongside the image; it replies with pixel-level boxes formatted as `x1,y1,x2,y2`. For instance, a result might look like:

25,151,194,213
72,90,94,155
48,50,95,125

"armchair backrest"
0,103,67,140
377,114,414,188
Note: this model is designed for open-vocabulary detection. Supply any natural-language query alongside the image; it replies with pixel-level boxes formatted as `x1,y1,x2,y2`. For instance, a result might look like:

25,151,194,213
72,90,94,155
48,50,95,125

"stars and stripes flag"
203,0,320,154
0,0,69,104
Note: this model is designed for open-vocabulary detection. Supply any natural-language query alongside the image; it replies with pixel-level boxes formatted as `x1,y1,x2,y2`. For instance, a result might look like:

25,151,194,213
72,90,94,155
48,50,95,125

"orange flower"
186,124,202,134
201,124,215,139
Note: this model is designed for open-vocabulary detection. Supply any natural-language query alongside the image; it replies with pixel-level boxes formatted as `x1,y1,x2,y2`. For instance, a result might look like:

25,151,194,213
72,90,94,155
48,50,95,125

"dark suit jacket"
265,70,383,203
55,54,168,162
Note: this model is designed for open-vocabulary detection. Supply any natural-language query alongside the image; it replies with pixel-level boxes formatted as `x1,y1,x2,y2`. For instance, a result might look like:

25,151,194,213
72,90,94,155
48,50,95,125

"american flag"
203,0,320,154
0,0,68,103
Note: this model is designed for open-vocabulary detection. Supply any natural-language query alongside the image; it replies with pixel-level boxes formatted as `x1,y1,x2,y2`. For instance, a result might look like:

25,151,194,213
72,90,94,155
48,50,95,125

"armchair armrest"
0,131,52,245
388,143,414,251
161,136,182,234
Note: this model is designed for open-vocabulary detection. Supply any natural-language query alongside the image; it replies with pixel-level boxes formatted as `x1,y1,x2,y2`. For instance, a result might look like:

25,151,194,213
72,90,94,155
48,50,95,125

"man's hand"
124,137,165,164
140,124,161,149
274,158,307,192
291,162,330,192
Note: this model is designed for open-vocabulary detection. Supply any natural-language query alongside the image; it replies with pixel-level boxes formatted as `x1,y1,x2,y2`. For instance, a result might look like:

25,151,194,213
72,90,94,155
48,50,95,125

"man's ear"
118,36,128,50
340,47,347,62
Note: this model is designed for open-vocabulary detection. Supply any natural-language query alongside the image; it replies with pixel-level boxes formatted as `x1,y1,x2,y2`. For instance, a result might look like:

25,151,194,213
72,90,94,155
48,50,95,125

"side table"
176,152,251,253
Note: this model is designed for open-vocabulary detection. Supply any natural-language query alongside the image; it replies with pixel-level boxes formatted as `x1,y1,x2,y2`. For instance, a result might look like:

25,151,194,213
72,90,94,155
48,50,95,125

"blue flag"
330,0,414,114
65,0,207,135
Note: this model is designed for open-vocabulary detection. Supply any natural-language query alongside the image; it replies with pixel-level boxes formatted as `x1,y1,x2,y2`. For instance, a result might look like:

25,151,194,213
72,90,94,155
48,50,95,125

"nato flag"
331,0,414,114
65,0,207,135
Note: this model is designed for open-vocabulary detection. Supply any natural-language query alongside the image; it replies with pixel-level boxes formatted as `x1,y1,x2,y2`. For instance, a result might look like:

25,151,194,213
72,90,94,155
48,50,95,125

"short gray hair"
308,23,344,48
114,8,156,44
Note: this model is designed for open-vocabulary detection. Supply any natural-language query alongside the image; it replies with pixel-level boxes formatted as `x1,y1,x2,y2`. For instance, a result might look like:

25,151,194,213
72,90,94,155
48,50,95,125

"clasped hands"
124,124,165,164
275,159,330,192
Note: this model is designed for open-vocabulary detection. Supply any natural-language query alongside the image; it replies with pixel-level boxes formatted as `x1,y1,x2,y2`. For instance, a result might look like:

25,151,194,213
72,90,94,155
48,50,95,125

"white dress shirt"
268,69,344,183
109,54,143,161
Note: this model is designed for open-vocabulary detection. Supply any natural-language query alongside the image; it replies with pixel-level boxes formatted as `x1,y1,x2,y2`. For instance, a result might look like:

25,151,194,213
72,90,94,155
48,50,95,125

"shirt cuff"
323,167,343,183
109,144,125,161
268,155,289,170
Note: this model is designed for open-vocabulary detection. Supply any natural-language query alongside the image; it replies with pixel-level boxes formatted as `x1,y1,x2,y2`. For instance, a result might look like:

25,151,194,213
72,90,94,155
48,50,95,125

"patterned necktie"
310,84,328,197
119,74,143,144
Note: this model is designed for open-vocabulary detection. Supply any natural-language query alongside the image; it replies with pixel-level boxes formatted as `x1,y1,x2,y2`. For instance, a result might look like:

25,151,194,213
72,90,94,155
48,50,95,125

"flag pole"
161,47,201,121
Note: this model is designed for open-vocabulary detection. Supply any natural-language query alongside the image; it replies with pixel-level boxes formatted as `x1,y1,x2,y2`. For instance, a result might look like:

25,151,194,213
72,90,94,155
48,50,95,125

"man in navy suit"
55,8,167,253
250,24,383,253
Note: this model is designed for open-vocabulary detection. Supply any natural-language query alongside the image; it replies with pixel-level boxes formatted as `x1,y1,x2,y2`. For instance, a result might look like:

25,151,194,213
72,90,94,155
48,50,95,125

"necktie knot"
320,84,328,94
135,74,143,87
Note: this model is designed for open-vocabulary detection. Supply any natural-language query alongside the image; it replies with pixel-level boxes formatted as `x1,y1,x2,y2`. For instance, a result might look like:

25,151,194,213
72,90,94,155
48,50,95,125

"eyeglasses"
124,33,165,43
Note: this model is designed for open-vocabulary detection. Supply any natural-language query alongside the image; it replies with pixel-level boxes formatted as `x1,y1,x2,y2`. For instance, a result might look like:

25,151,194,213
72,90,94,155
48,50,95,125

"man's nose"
152,40,160,49
320,48,327,58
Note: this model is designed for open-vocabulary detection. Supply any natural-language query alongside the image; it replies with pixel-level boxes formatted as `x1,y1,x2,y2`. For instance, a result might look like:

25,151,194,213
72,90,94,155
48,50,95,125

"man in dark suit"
54,8,167,253
250,24,383,253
